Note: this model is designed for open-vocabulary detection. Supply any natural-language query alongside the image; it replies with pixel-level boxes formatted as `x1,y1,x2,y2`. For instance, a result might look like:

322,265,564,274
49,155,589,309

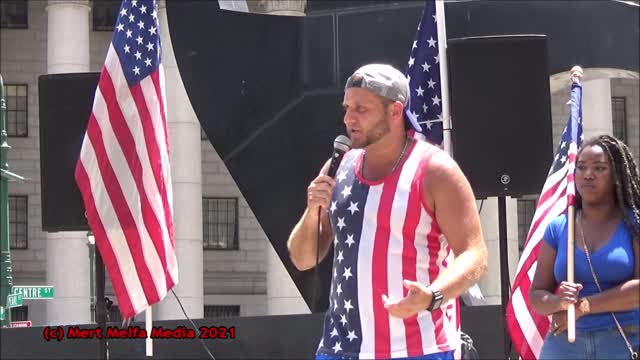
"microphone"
327,135,351,178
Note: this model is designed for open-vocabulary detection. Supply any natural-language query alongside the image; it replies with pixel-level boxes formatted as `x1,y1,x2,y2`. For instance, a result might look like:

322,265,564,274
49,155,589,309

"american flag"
316,142,459,359
505,78,584,359
75,0,178,319
405,0,443,146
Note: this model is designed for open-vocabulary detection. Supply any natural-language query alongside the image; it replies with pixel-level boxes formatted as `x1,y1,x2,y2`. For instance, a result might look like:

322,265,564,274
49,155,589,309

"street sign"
11,286,54,299
0,307,4,321
10,321,32,328
6,294,23,308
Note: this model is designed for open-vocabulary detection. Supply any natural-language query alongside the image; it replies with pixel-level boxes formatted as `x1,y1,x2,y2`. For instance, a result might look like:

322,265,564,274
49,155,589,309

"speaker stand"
498,196,513,359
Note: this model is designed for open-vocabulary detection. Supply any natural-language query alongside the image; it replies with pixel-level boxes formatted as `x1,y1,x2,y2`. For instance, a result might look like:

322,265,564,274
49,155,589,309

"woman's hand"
548,300,587,336
556,281,583,311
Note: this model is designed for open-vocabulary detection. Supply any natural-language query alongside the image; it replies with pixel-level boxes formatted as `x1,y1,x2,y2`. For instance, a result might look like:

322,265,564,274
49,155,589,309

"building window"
203,198,239,250
3,84,28,137
611,97,627,143
204,305,240,318
9,195,28,249
0,0,28,29
92,0,120,31
11,306,28,321
517,199,536,251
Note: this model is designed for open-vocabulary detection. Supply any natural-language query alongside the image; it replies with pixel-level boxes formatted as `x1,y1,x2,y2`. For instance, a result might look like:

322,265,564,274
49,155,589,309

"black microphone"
327,135,351,178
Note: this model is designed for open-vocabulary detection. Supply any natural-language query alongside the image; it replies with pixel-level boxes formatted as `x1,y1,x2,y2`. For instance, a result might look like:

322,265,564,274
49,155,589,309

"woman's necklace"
360,137,410,179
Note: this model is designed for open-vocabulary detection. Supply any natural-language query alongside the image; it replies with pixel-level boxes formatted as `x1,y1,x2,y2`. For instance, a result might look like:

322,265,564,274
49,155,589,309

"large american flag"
505,78,584,359
405,0,443,146
75,0,178,319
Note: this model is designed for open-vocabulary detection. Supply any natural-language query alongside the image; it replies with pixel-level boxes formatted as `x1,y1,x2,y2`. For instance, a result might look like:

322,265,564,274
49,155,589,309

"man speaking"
287,64,487,360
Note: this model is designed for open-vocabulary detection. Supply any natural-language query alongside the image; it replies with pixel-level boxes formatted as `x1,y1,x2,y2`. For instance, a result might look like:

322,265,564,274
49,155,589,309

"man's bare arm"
424,152,488,303
287,160,335,271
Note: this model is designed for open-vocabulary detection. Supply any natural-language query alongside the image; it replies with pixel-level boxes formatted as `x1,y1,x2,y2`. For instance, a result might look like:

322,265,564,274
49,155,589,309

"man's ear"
392,101,405,121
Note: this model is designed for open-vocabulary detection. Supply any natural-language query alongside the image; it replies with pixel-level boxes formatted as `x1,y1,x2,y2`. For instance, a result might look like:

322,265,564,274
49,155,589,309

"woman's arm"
529,241,581,316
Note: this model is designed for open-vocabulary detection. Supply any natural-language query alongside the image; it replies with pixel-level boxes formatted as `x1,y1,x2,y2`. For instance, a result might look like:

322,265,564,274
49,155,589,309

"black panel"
460,305,517,359
166,1,303,159
302,15,335,89
167,1,342,311
38,73,99,232
0,314,325,359
448,36,553,198
337,7,421,84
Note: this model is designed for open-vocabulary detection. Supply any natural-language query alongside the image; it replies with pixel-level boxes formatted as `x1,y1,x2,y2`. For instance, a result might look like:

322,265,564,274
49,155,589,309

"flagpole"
146,306,153,356
435,3,464,356
567,204,576,343
435,0,451,156
566,65,583,343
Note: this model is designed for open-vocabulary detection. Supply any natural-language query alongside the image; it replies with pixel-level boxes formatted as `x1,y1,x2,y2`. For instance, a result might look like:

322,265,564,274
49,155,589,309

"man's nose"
343,111,355,125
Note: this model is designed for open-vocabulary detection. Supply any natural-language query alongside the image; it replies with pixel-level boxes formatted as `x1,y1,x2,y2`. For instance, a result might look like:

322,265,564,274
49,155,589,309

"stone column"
582,79,613,139
45,0,92,326
154,0,204,320
258,0,307,16
46,0,90,74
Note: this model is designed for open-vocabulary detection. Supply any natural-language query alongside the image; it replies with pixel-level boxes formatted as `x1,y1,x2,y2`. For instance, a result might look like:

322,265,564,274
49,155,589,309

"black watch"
426,289,443,312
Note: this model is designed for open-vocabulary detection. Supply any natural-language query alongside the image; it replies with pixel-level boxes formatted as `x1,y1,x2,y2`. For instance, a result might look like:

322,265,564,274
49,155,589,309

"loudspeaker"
39,72,99,231
448,35,553,199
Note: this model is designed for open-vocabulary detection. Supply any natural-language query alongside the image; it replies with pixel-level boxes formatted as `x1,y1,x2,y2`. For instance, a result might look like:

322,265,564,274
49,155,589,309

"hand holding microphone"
306,135,351,212
309,135,351,311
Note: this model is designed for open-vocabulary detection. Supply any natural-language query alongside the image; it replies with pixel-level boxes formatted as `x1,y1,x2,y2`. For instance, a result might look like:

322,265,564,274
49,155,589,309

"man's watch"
426,289,444,312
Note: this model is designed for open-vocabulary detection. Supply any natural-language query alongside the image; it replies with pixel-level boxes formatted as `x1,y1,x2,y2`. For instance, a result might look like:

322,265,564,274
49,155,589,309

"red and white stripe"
356,141,459,359
506,142,579,359
75,44,178,319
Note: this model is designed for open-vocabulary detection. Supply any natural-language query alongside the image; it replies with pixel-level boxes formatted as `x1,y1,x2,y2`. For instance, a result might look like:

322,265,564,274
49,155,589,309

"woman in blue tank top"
530,135,640,360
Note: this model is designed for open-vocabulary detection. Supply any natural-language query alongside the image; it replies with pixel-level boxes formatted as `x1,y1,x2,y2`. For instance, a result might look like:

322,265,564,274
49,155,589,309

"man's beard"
351,114,391,149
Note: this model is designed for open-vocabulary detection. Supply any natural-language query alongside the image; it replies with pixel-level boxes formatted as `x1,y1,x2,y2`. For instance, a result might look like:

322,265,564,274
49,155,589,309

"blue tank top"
543,212,639,330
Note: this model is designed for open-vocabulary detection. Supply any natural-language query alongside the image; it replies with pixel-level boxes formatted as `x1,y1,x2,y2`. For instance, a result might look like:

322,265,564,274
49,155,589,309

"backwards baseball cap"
345,63,422,132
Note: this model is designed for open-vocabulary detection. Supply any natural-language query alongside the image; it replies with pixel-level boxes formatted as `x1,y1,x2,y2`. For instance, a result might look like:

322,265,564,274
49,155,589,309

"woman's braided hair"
576,135,640,240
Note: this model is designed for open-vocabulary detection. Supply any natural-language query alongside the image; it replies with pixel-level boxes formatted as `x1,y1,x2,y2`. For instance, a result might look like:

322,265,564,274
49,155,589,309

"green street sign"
12,286,54,299
6,293,22,308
